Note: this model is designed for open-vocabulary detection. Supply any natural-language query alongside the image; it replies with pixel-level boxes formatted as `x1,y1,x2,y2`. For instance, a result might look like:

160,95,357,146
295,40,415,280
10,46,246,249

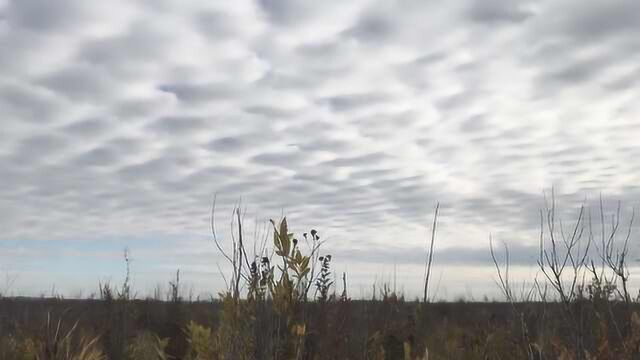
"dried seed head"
310,229,317,237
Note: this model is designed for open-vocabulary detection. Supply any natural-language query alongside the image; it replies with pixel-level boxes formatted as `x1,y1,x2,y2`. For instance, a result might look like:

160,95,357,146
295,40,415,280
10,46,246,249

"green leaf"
273,230,281,252
280,218,290,256
280,217,288,242
300,256,310,271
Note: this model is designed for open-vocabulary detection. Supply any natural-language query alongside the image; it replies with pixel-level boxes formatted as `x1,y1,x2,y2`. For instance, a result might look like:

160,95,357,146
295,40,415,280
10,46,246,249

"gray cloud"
147,116,208,135
322,152,391,168
117,158,182,182
77,22,179,80
257,0,324,26
321,92,395,112
207,137,248,153
343,12,395,43
114,94,176,119
0,82,66,123
61,117,113,138
295,138,353,153
251,150,307,167
244,105,299,118
538,53,615,89
158,82,240,104
257,69,325,90
467,0,534,24
557,0,640,43
195,10,241,39
459,114,487,133
5,0,91,31
10,133,70,166
518,0,640,100
73,147,120,168
38,63,118,102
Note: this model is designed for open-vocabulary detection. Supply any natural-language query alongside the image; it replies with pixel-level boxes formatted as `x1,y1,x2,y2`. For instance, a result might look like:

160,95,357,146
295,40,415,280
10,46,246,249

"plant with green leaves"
184,321,217,360
126,332,169,360
268,217,312,311
14,311,106,360
315,255,333,302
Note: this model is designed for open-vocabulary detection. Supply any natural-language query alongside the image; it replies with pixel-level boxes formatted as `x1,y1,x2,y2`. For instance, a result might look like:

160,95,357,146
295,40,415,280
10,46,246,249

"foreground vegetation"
1,197,639,359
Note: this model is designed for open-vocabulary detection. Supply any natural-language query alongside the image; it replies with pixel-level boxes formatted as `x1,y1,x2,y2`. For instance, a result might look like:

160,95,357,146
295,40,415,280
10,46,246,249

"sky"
1,0,640,300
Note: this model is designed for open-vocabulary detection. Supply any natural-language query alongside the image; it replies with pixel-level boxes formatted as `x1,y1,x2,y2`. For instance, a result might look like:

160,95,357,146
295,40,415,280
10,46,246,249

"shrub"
126,332,169,360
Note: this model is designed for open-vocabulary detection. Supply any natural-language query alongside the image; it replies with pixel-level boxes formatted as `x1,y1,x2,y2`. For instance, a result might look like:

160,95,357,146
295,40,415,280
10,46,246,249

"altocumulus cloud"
0,0,639,298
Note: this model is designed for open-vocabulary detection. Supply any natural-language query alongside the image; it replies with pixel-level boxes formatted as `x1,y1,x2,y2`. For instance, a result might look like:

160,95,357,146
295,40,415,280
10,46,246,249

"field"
1,202,639,359
0,289,638,359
